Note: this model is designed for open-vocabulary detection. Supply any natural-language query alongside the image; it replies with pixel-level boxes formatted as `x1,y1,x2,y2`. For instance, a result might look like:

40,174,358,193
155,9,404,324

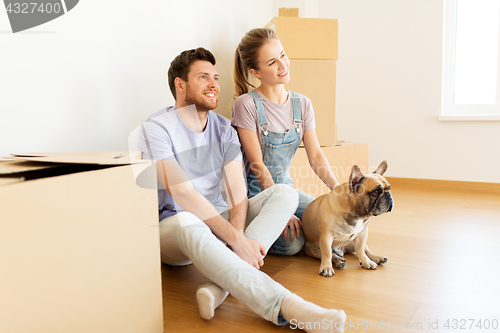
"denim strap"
290,91,302,132
248,91,269,131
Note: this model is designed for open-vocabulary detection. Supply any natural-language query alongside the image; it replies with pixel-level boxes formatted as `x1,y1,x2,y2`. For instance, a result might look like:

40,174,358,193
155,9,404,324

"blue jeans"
268,189,315,256
158,184,298,325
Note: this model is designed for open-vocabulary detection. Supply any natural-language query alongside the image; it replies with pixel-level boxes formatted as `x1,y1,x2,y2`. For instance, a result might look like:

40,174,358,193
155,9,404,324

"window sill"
439,115,500,121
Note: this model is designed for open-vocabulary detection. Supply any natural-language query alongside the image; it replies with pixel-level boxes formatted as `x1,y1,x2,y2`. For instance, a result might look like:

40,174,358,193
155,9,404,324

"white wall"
1,0,499,183
0,0,272,155
319,0,500,183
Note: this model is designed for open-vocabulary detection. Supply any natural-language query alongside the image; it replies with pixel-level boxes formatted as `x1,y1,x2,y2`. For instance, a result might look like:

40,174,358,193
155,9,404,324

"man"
137,47,346,332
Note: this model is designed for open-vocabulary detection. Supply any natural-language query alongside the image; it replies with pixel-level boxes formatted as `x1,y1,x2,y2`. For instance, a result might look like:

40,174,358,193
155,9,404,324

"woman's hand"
282,215,302,241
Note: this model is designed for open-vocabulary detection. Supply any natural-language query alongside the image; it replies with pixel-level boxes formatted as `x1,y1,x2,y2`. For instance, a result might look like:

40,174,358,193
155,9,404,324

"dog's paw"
319,263,335,277
360,259,378,270
334,257,346,269
319,268,335,277
375,256,388,265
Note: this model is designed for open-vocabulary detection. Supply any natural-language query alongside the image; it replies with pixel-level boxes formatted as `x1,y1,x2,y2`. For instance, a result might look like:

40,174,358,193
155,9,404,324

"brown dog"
301,161,394,277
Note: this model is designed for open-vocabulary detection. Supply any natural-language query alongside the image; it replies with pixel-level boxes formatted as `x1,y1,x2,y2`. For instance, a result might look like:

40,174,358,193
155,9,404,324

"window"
441,0,500,120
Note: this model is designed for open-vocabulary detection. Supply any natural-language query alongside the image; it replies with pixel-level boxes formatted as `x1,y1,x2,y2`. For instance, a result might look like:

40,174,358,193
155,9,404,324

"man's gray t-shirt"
137,106,242,221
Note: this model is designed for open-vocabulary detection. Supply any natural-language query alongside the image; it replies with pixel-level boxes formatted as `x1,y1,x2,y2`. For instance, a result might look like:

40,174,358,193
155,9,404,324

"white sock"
280,294,346,333
196,282,229,320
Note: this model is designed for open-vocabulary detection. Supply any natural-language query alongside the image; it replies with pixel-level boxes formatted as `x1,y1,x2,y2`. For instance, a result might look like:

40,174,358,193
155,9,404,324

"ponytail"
233,47,255,100
232,28,278,105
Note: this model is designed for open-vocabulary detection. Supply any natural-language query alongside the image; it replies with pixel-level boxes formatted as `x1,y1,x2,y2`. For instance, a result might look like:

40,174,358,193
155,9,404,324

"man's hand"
229,233,266,269
282,215,302,241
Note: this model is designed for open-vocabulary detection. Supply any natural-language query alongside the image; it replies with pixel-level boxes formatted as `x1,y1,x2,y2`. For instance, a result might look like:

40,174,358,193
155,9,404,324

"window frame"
441,0,500,121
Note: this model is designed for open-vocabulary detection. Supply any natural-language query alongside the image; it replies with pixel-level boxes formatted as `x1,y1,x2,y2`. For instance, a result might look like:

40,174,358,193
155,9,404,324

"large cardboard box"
290,142,369,197
285,59,337,146
0,152,163,333
265,17,338,60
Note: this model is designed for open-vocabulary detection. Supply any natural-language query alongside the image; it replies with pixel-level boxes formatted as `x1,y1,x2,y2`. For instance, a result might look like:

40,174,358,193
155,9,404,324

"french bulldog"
301,161,394,277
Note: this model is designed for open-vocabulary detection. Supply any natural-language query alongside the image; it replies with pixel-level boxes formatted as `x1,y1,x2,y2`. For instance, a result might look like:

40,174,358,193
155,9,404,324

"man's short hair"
167,47,216,100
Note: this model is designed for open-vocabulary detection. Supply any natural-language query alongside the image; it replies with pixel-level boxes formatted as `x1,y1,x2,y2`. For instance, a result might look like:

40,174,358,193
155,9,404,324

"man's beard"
184,85,218,112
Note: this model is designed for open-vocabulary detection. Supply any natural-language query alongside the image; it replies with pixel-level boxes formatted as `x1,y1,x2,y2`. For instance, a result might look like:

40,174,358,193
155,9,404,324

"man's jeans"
158,184,298,325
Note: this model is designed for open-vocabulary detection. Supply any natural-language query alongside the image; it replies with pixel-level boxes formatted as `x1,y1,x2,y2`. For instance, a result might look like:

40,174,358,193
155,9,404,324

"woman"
232,28,340,255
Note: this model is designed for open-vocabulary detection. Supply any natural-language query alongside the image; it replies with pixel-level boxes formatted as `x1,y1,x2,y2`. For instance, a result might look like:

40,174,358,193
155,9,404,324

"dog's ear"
349,165,364,192
374,160,388,176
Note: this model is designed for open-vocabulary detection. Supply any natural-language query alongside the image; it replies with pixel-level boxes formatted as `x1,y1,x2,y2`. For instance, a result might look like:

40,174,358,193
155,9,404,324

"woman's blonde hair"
233,28,278,100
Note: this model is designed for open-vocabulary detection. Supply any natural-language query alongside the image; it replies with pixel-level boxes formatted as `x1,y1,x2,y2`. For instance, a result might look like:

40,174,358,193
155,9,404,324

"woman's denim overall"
246,91,315,255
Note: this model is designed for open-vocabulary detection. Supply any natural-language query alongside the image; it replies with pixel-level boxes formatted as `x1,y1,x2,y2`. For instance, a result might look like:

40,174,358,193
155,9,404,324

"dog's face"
349,161,394,217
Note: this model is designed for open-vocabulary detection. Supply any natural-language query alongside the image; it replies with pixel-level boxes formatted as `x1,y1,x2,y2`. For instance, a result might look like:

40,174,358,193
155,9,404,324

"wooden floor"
161,181,500,332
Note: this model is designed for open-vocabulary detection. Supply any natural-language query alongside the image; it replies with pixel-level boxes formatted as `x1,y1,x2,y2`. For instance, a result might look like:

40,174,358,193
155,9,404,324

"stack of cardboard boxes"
266,9,369,197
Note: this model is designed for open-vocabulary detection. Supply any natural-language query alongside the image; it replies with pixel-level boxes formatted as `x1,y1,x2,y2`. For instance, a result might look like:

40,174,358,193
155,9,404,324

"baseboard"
385,177,500,195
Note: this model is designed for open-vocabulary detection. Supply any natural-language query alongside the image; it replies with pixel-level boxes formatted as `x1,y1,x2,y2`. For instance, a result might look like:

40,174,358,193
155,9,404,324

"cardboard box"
285,59,337,147
265,17,338,60
0,152,163,333
279,7,300,17
290,142,369,197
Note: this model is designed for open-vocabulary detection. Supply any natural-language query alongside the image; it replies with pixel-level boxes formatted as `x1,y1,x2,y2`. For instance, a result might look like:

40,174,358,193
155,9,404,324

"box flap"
5,151,144,166
0,160,64,175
